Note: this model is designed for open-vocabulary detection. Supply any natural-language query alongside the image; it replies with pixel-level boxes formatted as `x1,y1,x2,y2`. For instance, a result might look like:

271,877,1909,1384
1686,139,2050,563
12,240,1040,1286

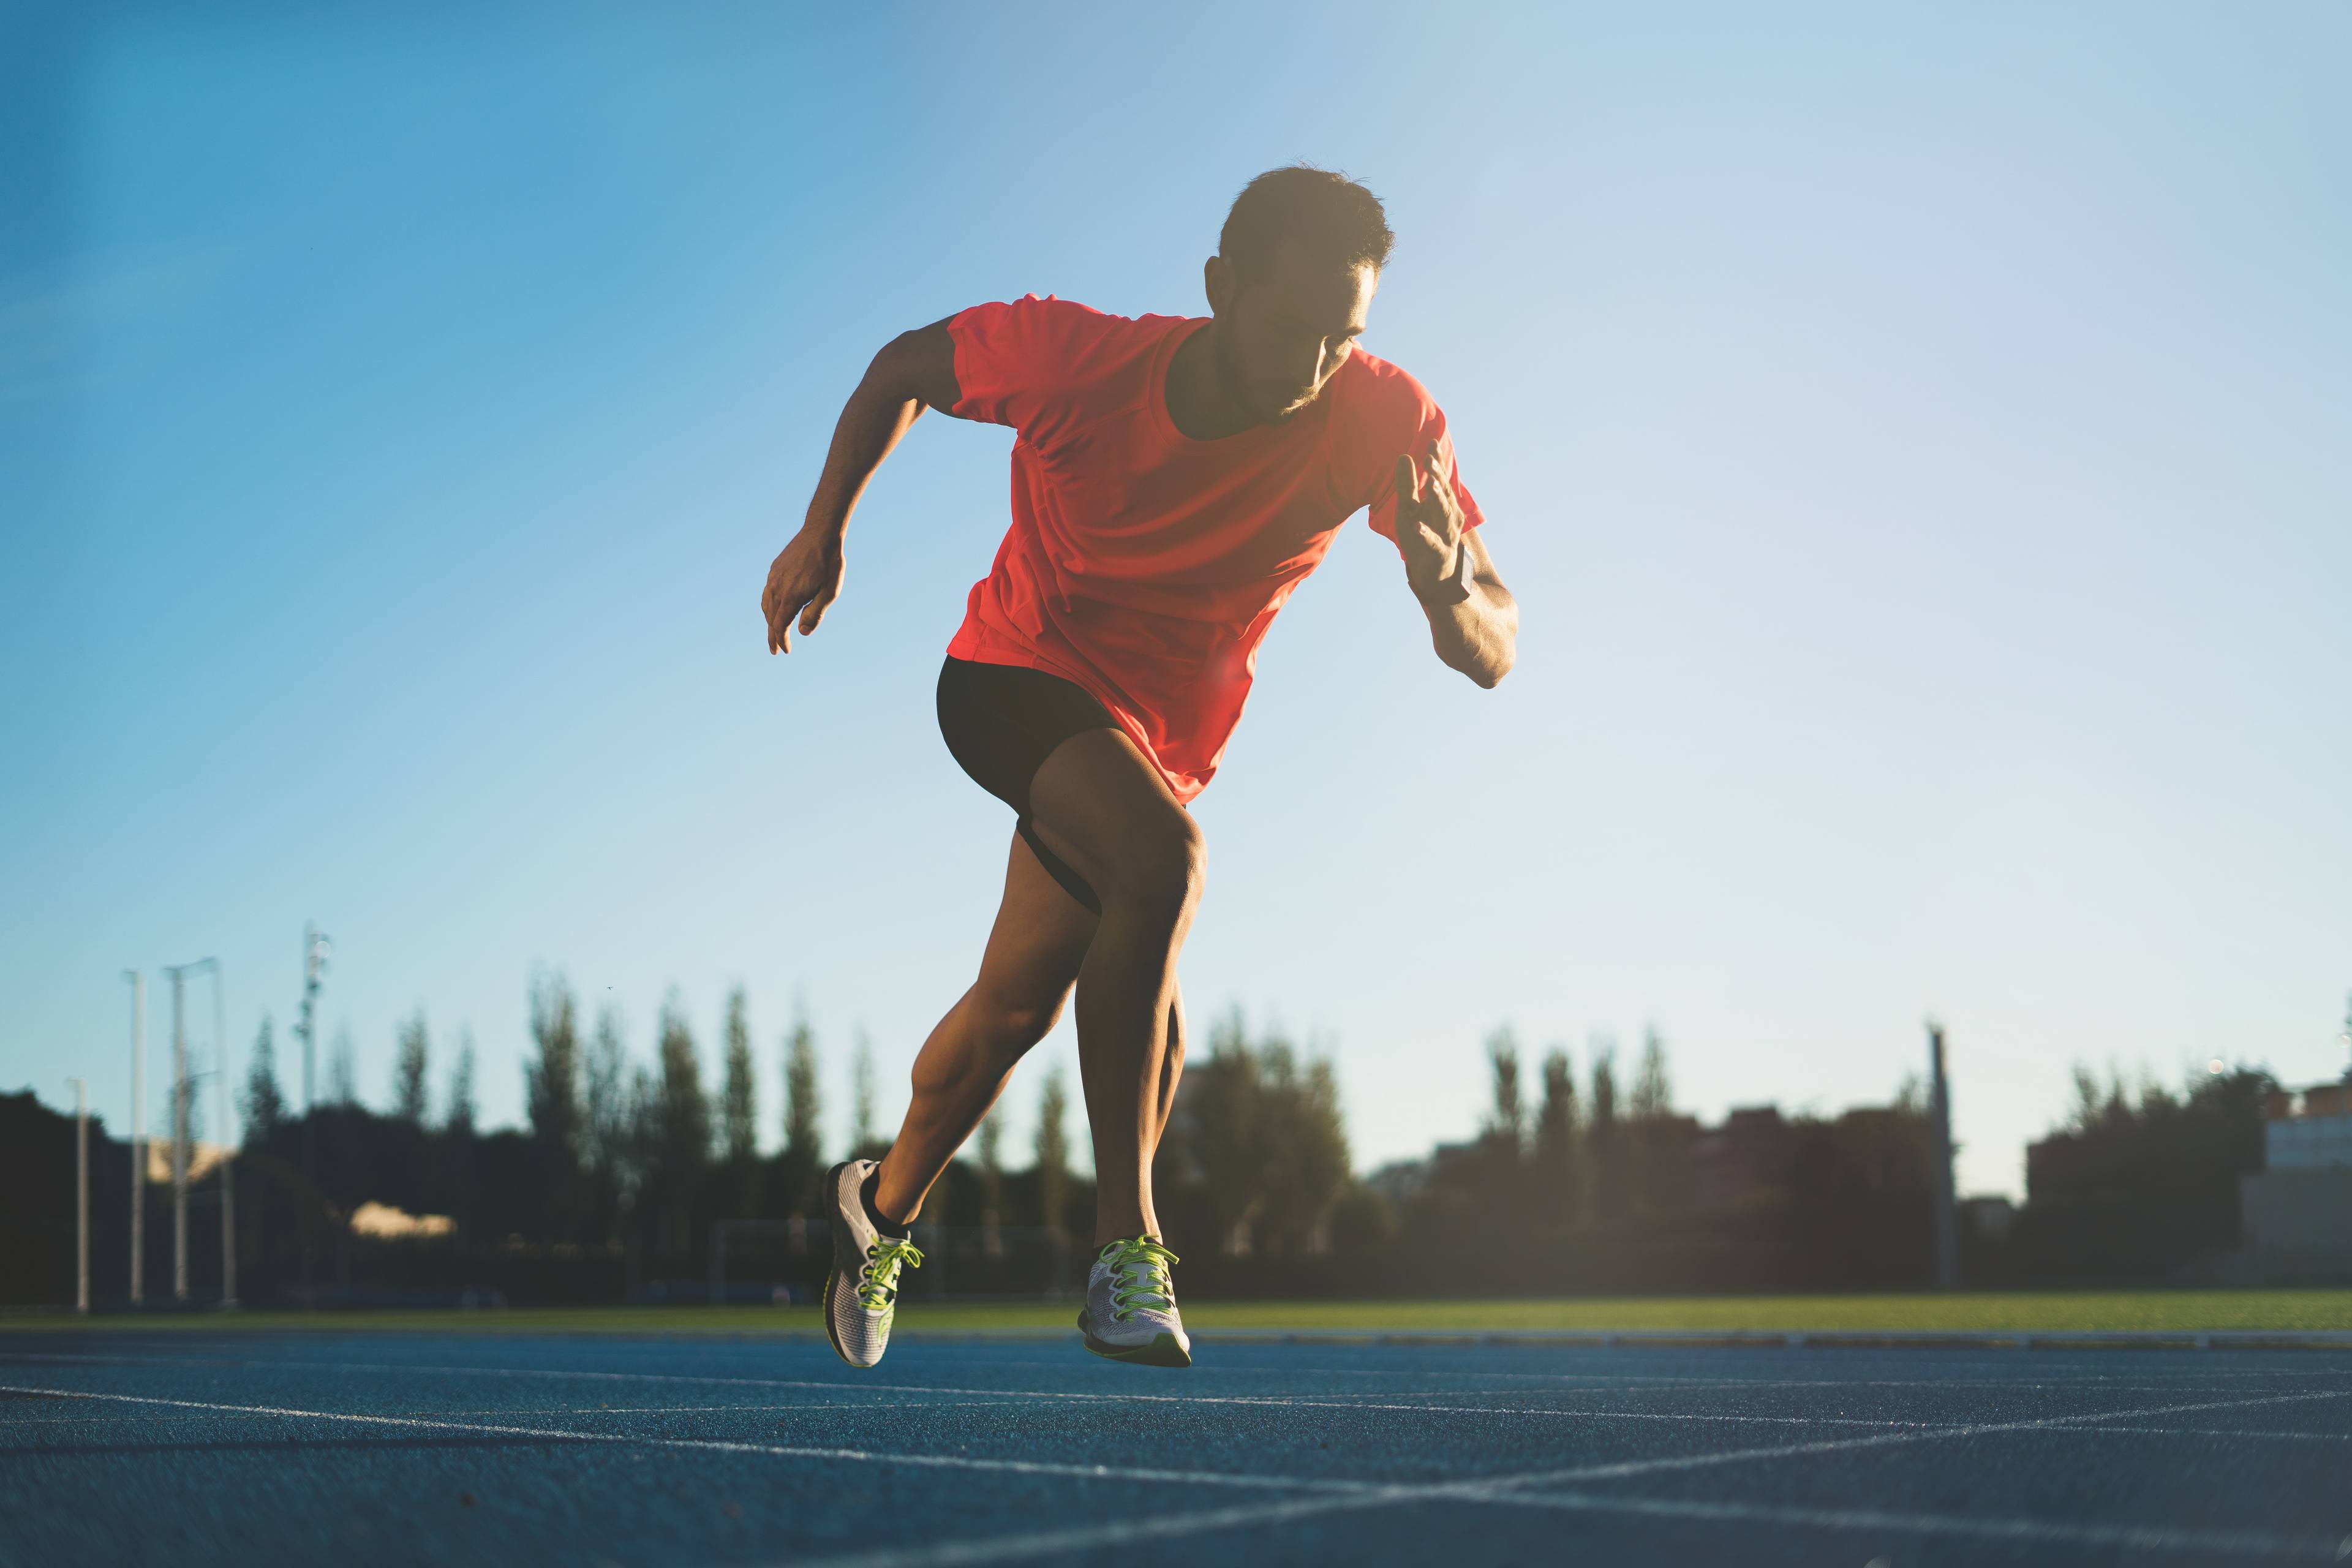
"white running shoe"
1077,1235,1191,1367
821,1159,923,1370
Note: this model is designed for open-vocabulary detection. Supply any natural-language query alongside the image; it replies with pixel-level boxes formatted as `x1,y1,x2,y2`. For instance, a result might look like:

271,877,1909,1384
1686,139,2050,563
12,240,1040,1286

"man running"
760,166,1516,1370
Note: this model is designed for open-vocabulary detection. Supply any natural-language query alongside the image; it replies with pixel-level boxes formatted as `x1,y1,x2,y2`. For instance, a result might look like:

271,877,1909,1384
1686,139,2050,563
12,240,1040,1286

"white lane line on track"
0,1357,1929,1424
1479,1488,2348,1561
0,1400,1037,1433
15,1351,2350,1441
766,1387,2352,1567
0,1385,1383,1497
2064,1425,2352,1444
788,1489,2351,1568
15,1380,2352,1567
0,1414,236,1428
12,1348,2346,1400
773,1492,1424,1568
9,1378,2348,1568
425,1401,1023,1417
0,1379,1953,1452
13,1344,2333,1392
1416,1370,2352,1390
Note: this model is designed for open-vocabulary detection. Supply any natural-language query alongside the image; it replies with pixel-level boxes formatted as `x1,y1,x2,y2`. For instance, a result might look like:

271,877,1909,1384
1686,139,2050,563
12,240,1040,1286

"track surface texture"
2,1330,2348,1567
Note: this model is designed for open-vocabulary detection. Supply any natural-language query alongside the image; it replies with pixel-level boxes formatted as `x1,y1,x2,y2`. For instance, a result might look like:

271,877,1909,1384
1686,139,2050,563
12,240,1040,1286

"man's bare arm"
763,321,961,654
1392,447,1517,688
1419,529,1517,687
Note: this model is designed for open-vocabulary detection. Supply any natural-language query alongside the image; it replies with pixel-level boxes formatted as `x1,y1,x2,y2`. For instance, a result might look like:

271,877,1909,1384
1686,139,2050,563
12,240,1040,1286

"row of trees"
1152,1012,1353,1258
226,973,1107,1295
1351,1028,1964,1292
235,976,1377,1264
2012,1064,2272,1280
1425,1026,1689,1231
3,968,2299,1304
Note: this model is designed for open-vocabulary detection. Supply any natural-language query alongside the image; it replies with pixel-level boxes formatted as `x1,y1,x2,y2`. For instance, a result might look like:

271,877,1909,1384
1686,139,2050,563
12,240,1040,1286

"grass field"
8,1289,2351,1336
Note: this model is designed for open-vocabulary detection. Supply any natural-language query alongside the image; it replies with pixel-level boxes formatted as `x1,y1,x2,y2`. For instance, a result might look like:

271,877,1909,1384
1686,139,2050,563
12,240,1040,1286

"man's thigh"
970,829,1098,1016
1024,728,1196,905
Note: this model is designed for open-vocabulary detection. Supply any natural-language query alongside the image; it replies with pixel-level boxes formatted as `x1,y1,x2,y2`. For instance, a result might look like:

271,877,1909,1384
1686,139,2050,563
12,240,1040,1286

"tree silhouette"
326,1024,358,1107
1629,1026,1672,1120
2020,1063,2271,1278
393,1011,431,1126
719,987,761,1217
722,987,756,1166
1533,1046,1580,1227
443,1031,477,1137
1035,1066,1071,1237
1588,1037,1624,1221
976,1105,1006,1248
581,1005,632,1193
655,993,710,1176
525,973,582,1162
850,1029,882,1159
241,1015,285,1146
778,1002,824,1216
1155,1010,1351,1257
1484,1026,1526,1158
524,973,583,1241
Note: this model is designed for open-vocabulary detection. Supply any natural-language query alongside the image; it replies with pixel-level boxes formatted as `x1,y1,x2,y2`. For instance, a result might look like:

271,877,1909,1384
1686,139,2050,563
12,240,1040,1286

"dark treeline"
1247,1028,1970,1297
2008,1065,2274,1281
214,976,1112,1304
0,981,2294,1306
1335,1035,2282,1296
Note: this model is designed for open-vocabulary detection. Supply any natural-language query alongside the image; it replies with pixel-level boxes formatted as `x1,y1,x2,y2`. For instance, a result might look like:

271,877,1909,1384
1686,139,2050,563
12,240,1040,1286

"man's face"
1207,240,1378,424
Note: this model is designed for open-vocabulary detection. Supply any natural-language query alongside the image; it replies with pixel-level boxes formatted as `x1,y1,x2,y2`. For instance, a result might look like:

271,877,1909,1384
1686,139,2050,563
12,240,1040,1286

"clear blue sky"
6,2,2348,1199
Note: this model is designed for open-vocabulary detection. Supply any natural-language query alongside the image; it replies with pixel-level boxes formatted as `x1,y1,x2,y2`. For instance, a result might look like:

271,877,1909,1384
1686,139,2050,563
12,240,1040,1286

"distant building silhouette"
1691,1106,1790,1212
2241,1080,2352,1281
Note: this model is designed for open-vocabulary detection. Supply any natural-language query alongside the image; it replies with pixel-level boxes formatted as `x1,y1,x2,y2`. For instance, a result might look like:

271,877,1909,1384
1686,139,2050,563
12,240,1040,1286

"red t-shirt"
946,295,1484,802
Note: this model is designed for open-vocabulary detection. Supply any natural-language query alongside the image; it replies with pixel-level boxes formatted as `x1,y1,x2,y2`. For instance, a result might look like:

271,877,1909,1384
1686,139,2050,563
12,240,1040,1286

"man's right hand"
763,526,845,654
761,320,959,655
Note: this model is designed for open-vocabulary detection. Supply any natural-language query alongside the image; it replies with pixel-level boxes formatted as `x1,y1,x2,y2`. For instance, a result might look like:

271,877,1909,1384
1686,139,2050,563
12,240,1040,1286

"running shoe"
1077,1235,1191,1367
821,1159,923,1369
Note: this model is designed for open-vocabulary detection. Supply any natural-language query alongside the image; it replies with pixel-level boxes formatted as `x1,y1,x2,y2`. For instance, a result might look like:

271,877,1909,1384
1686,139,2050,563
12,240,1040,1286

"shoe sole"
820,1161,872,1370
1078,1309,1193,1368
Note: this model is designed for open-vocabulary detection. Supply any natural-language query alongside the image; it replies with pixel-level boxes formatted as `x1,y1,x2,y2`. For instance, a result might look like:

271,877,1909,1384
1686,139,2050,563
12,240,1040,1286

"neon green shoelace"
857,1235,924,1311
1099,1235,1179,1322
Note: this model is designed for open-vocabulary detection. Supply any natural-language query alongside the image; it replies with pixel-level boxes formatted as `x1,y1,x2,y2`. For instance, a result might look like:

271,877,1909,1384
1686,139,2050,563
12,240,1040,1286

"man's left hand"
1393,440,1469,601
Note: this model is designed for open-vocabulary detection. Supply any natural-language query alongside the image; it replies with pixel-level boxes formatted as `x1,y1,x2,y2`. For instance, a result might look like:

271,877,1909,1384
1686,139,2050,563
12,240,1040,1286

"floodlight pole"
1928,1020,1961,1290
69,1078,89,1314
169,964,190,1302
126,970,145,1306
164,957,218,1305
299,923,316,1112
2341,990,2351,1084
214,964,236,1308
293,924,329,1287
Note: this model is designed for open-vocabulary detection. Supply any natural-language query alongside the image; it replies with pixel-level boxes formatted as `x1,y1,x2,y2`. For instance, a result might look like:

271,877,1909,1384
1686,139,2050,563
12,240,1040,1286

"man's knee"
971,993,1063,1059
1101,812,1205,922
910,994,1055,1105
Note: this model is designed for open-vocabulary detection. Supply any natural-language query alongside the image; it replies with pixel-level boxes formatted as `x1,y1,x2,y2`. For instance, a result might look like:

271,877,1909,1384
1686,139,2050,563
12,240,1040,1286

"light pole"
125,970,145,1306
1928,1019,1961,1291
295,923,329,1114
293,925,329,1287
163,957,217,1305
69,1078,88,1315
2340,990,2350,1083
213,963,236,1308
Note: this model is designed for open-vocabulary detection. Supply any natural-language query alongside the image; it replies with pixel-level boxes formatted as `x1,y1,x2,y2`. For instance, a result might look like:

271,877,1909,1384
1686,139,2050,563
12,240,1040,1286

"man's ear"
1203,254,1235,318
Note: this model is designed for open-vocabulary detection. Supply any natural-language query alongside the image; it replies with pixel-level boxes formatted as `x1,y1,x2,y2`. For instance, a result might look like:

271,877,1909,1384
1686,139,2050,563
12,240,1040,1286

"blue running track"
2,1330,2348,1566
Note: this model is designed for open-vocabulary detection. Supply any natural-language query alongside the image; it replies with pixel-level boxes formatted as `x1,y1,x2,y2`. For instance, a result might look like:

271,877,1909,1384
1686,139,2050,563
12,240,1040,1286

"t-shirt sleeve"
945,295,1110,436
1365,396,1486,552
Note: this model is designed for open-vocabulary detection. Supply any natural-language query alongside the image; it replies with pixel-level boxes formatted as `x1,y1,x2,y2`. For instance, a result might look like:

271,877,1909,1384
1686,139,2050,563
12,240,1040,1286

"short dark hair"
1218,165,1393,282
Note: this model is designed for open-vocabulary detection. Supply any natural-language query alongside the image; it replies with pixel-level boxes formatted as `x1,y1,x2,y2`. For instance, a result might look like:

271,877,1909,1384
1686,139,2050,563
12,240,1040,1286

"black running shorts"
935,655,1117,913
